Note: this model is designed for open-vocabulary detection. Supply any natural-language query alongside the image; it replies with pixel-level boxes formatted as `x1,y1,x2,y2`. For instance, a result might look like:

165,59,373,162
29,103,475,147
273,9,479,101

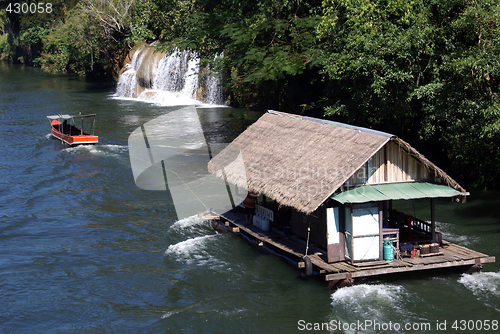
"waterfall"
204,53,225,105
115,45,226,106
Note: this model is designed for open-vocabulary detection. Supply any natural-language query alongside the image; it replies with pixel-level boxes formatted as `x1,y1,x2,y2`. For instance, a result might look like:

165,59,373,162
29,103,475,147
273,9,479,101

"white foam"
170,215,208,231
113,46,227,106
161,310,179,319
62,144,128,157
62,145,95,153
432,221,480,246
166,235,215,256
102,144,128,153
331,283,412,320
165,234,222,266
459,271,500,297
196,103,231,109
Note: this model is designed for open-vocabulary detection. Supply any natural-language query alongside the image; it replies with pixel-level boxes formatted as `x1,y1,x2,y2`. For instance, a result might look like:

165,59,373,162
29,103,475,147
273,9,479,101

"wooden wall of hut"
291,209,327,250
348,141,431,186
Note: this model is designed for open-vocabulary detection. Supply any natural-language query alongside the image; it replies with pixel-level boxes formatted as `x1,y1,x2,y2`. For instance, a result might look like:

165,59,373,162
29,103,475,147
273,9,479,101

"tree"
317,0,500,188
157,0,324,109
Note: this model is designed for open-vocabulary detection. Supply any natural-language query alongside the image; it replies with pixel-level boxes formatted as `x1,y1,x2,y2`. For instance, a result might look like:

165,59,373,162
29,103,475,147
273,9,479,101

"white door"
352,204,380,261
326,207,340,245
345,207,352,260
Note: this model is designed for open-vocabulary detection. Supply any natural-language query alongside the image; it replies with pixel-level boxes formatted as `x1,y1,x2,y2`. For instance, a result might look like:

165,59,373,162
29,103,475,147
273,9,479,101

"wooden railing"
233,194,274,222
392,210,432,236
411,219,432,234
233,194,245,208
256,205,274,221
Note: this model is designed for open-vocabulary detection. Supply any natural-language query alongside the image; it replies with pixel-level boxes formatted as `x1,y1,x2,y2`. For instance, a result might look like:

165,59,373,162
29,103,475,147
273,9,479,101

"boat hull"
50,120,98,145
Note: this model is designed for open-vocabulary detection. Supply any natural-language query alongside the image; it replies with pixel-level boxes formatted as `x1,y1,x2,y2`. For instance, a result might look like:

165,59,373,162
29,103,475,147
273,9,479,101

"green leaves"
3,0,500,187
159,0,323,108
318,0,500,188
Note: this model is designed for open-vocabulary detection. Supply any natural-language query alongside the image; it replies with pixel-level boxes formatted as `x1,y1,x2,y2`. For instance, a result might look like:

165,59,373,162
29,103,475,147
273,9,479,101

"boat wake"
161,302,245,320
61,144,128,157
434,221,481,247
165,234,225,267
331,283,414,320
169,215,209,232
326,283,430,333
459,271,500,310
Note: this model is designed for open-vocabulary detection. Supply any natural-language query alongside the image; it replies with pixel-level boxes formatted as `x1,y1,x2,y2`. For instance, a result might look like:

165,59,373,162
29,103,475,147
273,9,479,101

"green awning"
331,182,468,204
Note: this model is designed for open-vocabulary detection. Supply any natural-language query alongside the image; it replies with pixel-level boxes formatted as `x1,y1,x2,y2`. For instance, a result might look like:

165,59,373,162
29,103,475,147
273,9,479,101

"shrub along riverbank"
2,0,500,189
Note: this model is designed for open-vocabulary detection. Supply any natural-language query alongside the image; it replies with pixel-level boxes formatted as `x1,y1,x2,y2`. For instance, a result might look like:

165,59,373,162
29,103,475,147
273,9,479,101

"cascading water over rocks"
115,45,226,106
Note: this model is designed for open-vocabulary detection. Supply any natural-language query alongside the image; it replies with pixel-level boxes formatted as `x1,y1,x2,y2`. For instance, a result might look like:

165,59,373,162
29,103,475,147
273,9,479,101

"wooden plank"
391,260,412,268
333,262,359,272
217,212,495,283
353,260,389,267
480,256,496,264
446,242,488,257
325,257,488,281
401,261,414,267
329,263,348,272
419,252,444,258
307,254,341,273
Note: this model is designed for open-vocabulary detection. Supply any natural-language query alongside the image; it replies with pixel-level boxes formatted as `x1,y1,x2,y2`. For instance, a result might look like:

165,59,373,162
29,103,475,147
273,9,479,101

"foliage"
317,0,500,188
0,7,6,34
39,7,95,74
157,0,324,109
2,0,158,75
2,0,500,188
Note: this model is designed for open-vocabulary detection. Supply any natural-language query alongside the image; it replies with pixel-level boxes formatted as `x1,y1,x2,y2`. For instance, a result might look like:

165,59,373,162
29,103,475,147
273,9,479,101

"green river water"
1,62,499,333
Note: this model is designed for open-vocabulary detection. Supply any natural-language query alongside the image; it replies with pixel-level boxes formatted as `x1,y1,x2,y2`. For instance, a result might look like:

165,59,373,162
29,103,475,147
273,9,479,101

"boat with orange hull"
47,114,98,145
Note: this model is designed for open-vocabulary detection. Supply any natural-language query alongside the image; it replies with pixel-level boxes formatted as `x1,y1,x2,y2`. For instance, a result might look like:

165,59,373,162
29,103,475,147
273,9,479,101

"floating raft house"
207,110,495,287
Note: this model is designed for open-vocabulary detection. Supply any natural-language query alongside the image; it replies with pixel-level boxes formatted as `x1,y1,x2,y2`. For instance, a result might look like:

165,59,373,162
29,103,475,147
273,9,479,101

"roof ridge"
267,110,393,138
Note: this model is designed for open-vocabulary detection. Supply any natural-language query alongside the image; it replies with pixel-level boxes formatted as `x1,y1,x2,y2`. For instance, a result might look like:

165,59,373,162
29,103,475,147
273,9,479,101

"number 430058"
6,3,53,14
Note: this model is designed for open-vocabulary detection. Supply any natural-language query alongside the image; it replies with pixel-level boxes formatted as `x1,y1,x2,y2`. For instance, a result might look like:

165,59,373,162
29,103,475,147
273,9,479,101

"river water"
1,62,499,333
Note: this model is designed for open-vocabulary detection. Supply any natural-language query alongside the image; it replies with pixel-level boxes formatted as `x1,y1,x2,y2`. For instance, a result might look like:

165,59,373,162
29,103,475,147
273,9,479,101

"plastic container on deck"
260,217,270,231
435,232,442,245
252,215,260,229
253,216,270,231
430,243,439,253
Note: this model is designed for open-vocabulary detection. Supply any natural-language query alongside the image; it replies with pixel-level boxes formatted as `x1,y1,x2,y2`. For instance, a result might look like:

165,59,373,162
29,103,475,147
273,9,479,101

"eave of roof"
331,182,469,204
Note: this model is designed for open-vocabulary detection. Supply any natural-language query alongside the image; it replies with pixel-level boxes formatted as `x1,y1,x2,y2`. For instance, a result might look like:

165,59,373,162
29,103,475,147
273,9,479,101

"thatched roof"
391,137,466,193
208,111,465,214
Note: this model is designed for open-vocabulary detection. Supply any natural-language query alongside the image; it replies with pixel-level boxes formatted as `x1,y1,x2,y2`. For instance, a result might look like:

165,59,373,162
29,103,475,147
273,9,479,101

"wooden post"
350,207,354,264
388,200,393,225
382,201,388,227
339,205,345,261
379,202,383,260
431,198,436,242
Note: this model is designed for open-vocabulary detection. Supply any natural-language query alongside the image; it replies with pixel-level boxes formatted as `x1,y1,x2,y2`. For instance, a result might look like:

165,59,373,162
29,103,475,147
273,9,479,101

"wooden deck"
208,210,495,285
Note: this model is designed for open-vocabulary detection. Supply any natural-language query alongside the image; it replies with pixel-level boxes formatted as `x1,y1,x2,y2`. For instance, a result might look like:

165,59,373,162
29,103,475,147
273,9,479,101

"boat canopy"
47,114,96,120
331,182,469,204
